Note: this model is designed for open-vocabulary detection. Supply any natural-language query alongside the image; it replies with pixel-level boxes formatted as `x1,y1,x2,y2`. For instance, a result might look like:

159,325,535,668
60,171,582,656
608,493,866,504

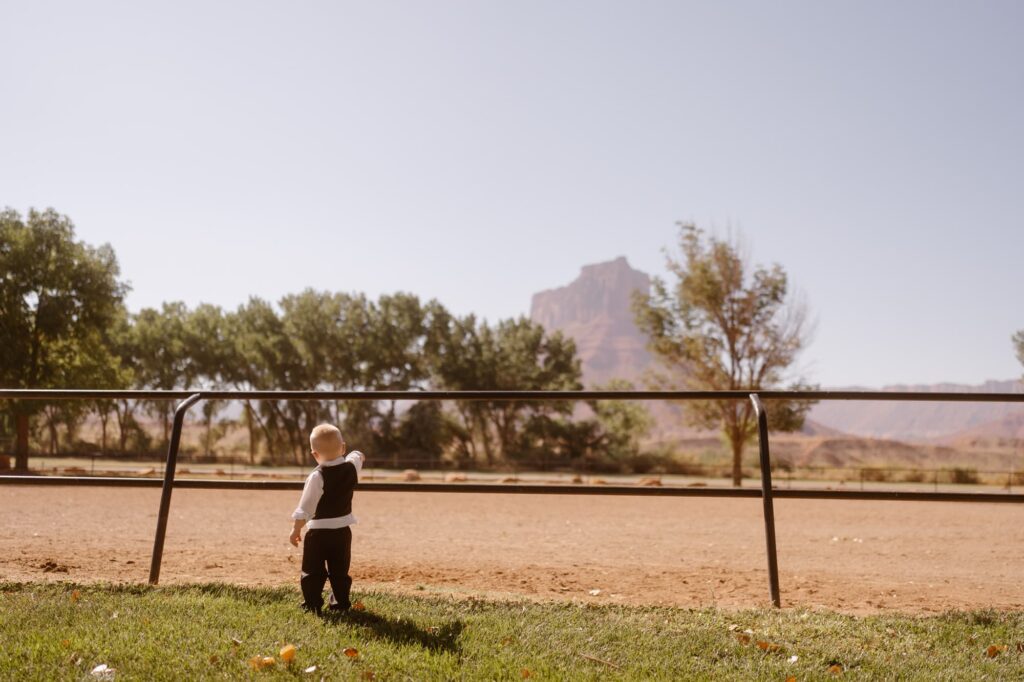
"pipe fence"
2,388,1024,607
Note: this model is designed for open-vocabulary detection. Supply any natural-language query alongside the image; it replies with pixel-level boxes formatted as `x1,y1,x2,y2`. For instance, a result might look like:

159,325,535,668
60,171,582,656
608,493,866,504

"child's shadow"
324,609,463,653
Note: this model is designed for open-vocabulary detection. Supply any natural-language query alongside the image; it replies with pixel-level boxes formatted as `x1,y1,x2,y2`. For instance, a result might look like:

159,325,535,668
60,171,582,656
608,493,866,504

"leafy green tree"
588,379,654,465
184,304,231,457
133,302,192,451
0,208,127,470
428,313,582,466
634,223,814,486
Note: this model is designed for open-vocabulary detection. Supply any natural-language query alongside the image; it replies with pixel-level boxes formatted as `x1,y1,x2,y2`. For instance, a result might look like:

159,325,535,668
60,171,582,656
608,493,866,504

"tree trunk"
244,403,258,465
15,413,30,471
100,414,108,455
731,434,744,487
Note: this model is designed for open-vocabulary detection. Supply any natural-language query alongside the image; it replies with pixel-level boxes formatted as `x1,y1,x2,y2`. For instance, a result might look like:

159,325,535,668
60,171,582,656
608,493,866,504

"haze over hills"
808,380,1024,441
529,258,1024,444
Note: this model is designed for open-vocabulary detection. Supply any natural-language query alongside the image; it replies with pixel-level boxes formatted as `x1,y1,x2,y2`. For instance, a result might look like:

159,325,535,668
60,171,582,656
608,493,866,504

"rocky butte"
530,256,653,387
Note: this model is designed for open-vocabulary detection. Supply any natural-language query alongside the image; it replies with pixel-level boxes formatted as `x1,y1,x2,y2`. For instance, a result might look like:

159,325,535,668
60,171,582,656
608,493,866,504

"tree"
428,313,582,467
588,379,654,465
1014,331,1024,371
133,302,191,451
633,223,814,486
0,208,127,470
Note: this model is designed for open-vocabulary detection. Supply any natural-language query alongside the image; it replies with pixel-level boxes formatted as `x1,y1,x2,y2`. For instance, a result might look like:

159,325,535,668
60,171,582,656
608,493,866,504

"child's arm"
289,519,306,546
290,470,323,546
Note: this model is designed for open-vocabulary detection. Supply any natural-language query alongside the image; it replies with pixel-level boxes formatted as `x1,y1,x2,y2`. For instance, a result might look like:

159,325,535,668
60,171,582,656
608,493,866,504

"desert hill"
530,256,653,386
807,379,1024,441
528,258,1024,458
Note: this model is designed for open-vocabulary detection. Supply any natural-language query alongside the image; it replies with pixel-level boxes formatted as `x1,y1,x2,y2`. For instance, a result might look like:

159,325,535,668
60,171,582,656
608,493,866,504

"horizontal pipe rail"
2,475,1022,503
2,388,1024,402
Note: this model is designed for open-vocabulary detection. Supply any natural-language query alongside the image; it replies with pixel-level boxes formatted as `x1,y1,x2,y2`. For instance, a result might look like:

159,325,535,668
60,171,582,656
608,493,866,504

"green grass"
0,583,1022,680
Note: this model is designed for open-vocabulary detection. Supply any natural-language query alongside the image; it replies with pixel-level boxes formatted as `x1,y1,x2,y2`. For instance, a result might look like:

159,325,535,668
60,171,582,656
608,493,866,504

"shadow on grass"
325,609,464,653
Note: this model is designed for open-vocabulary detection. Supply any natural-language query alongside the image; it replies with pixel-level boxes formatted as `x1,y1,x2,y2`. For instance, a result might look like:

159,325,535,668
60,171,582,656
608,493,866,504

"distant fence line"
2,388,1024,608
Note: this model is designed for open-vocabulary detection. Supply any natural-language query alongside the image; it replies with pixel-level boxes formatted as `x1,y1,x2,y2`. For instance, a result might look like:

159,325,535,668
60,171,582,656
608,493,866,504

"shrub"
949,467,980,485
860,467,892,483
901,469,927,483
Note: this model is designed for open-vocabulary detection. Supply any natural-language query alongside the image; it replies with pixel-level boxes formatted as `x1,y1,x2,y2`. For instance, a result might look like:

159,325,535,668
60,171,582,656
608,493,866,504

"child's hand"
289,528,302,547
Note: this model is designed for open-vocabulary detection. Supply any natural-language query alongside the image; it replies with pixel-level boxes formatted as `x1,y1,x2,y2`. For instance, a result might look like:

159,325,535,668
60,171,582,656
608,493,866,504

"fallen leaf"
828,663,843,675
1016,642,1024,653
786,677,797,682
500,636,514,646
61,639,70,648
70,590,81,603
756,640,781,653
90,663,115,680
986,644,1007,658
280,644,297,663
249,656,276,670
208,655,219,664
344,647,359,659
352,601,366,611
231,637,243,646
735,633,751,645
520,670,532,679
304,665,318,674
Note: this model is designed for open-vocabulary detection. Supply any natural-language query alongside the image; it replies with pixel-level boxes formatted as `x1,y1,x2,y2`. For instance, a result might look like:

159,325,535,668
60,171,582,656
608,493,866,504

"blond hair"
309,423,345,459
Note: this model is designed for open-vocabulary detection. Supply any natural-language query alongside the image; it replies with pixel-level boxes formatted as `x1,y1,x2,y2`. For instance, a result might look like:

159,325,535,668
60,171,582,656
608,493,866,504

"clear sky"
2,1,1022,388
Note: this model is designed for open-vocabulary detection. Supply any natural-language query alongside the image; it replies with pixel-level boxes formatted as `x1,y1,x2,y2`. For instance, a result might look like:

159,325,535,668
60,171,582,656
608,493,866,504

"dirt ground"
1,485,1021,614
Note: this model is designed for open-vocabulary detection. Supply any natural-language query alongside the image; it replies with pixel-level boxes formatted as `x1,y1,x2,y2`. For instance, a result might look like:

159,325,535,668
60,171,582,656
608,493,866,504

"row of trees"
3,209,835,485
0,208,650,472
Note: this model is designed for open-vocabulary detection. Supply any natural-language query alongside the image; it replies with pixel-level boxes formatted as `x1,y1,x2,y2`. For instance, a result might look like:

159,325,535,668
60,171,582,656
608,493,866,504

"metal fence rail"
2,388,1023,607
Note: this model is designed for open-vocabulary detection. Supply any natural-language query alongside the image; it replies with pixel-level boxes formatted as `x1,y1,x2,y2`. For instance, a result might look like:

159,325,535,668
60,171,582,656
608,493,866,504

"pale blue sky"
2,1,1022,388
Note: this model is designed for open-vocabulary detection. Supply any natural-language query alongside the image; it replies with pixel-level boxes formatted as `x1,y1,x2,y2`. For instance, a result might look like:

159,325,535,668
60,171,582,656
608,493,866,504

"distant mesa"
530,256,653,387
528,258,1024,444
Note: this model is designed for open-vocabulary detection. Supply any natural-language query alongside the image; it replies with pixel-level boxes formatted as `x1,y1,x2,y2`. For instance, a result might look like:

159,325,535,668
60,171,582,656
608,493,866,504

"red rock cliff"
530,257,653,386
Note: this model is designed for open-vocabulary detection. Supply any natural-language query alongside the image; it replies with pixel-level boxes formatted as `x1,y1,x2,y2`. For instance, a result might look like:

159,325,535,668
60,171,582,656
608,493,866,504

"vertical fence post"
149,393,202,585
749,393,781,608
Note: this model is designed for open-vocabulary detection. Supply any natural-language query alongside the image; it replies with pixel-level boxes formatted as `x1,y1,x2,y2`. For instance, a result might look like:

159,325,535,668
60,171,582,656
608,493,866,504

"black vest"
312,461,358,520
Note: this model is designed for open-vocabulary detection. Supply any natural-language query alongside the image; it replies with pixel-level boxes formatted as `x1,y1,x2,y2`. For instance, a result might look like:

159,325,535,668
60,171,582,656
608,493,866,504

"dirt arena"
1,485,1021,614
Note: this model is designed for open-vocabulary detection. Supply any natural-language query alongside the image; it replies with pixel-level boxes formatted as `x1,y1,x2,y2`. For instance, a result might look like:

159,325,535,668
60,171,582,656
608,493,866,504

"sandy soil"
1,485,1021,614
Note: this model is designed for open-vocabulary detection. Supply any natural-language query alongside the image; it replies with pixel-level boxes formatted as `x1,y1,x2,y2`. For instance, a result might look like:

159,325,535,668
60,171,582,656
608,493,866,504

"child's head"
309,423,346,463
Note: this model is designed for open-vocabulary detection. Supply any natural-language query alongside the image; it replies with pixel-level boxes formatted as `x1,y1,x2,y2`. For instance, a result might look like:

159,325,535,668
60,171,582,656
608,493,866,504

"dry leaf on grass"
344,647,359,659
208,655,219,665
985,644,1007,658
352,601,366,611
735,633,751,645
786,677,797,682
249,656,276,670
828,663,843,675
521,669,532,679
90,663,115,680
756,640,782,653
70,590,81,603
280,644,296,663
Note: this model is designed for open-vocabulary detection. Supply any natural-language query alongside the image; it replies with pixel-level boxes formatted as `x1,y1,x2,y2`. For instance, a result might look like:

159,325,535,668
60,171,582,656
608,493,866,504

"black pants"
300,526,352,610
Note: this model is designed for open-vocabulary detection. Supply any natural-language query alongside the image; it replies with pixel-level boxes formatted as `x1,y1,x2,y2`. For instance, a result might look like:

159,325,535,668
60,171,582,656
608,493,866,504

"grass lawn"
0,583,1022,680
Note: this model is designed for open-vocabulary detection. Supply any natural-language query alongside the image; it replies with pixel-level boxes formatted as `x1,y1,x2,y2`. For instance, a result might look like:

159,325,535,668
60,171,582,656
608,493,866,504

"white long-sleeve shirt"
291,451,364,529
